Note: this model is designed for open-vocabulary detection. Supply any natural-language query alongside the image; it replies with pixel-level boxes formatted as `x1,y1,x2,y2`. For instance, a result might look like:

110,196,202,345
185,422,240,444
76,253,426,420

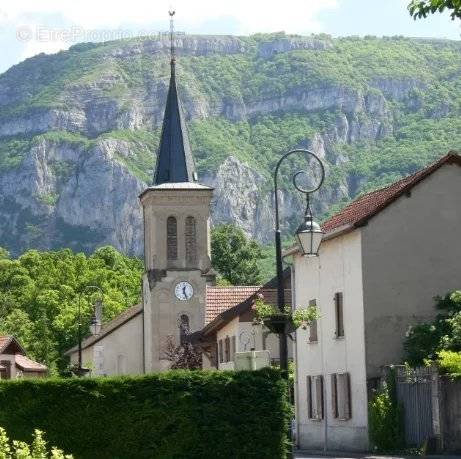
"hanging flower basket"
263,314,297,335
253,296,320,335
71,365,91,377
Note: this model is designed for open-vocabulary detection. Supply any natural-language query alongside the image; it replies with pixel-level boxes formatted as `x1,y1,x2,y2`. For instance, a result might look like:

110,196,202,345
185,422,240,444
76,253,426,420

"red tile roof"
0,336,11,352
15,354,47,372
202,287,292,336
205,286,262,324
322,152,461,235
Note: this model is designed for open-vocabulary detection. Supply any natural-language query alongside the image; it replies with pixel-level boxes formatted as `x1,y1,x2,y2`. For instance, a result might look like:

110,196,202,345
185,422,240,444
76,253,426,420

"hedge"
0,368,289,459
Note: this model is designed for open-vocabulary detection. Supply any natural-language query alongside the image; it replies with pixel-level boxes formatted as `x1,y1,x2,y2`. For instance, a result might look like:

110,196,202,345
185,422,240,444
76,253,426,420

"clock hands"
182,285,187,299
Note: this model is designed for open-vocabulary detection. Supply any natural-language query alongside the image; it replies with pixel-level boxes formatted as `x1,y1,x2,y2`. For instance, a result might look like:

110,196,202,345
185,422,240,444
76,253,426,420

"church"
65,29,291,375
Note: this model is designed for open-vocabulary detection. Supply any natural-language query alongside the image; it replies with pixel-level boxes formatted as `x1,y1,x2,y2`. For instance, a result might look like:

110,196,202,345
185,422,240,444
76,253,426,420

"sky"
0,0,459,73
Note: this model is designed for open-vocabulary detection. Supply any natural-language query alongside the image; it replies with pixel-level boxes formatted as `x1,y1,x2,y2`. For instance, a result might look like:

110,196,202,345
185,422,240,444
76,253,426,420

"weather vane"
168,8,176,64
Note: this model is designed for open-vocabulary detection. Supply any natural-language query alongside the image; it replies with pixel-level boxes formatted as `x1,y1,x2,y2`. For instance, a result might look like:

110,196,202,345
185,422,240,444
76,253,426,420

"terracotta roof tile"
205,286,261,324
322,152,461,235
203,286,292,336
0,336,11,352
15,354,47,372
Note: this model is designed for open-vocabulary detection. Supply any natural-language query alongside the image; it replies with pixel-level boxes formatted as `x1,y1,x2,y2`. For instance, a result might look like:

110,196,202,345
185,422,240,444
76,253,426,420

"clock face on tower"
174,281,194,301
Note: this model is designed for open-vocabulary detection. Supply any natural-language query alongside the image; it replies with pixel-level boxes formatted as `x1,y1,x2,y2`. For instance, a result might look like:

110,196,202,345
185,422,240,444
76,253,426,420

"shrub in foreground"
0,427,72,458
0,368,289,459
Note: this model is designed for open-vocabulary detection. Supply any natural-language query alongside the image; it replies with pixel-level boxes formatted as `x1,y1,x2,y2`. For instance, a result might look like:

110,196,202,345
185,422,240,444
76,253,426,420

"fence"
392,366,461,453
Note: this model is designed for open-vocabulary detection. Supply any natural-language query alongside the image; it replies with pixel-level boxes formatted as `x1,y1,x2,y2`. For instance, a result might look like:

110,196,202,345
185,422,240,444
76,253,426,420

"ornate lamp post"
273,149,325,376
75,285,104,377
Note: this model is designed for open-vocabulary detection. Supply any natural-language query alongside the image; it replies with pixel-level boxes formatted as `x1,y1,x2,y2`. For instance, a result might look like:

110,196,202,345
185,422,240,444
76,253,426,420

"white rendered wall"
294,230,369,451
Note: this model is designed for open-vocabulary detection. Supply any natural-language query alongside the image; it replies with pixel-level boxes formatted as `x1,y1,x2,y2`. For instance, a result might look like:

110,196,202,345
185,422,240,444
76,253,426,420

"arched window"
179,314,189,345
185,216,197,265
167,216,177,260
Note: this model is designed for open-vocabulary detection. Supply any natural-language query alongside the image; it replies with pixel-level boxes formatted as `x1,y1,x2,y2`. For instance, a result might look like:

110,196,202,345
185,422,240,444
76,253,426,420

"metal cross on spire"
169,9,176,66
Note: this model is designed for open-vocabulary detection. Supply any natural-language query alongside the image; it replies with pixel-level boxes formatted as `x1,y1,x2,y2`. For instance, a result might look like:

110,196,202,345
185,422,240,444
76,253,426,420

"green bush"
369,371,404,451
0,427,73,458
0,369,289,459
437,350,461,377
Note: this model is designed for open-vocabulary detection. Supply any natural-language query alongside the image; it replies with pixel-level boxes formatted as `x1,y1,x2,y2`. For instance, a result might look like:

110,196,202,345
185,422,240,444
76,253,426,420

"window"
224,336,230,362
179,314,189,346
0,360,11,379
218,339,223,363
231,336,236,360
334,292,344,337
185,216,197,265
307,375,324,420
331,372,351,420
309,299,318,342
167,216,178,260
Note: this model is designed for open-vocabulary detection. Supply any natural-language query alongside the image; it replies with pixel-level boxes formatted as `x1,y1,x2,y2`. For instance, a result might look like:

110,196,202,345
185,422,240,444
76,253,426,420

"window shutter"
218,340,223,363
342,373,352,420
231,336,236,360
331,373,338,418
306,376,313,419
224,336,230,362
309,320,318,342
335,292,344,337
315,375,324,420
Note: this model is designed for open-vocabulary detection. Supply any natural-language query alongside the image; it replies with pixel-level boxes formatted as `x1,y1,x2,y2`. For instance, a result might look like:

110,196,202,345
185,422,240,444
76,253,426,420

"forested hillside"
0,33,460,255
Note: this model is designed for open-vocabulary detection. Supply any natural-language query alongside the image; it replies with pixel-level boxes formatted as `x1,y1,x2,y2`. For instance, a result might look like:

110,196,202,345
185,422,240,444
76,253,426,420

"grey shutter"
335,292,344,337
331,373,338,418
218,339,223,363
343,373,352,420
231,336,236,360
167,216,178,260
315,375,324,420
306,376,313,419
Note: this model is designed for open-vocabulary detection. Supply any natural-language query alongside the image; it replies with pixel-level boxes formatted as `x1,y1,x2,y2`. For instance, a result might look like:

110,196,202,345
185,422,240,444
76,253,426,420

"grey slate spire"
153,11,197,185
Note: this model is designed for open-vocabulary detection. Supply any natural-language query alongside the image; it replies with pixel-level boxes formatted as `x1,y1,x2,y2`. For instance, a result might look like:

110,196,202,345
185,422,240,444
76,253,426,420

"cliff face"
0,34,460,255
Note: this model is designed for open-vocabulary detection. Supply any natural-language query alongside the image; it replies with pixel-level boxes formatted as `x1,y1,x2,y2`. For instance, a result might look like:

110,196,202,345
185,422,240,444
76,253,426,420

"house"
199,271,292,370
0,336,48,379
286,153,461,451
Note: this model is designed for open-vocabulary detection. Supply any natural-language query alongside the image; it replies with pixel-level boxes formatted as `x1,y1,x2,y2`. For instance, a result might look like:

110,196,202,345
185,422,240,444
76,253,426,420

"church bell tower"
140,11,215,372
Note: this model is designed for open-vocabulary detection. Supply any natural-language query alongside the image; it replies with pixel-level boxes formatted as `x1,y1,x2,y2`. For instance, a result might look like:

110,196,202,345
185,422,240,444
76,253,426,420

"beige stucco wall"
293,230,369,451
362,163,461,377
141,187,213,373
69,313,144,376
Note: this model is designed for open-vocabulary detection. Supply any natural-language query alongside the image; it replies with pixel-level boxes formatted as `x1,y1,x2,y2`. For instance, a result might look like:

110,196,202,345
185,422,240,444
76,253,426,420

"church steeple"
153,10,197,185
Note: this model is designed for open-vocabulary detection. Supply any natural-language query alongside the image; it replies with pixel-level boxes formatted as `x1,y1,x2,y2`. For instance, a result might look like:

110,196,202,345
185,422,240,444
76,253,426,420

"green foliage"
437,350,461,377
408,0,461,20
0,247,143,374
211,224,264,285
404,291,461,365
0,428,72,459
0,369,290,459
369,371,405,451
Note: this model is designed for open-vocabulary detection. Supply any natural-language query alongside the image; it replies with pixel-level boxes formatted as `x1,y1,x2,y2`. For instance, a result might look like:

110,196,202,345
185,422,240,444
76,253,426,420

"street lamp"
75,285,104,377
273,148,325,375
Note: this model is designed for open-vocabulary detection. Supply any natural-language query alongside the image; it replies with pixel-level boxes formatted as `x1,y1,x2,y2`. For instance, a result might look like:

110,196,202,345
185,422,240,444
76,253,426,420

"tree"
162,336,202,370
0,246,143,374
404,291,461,365
211,224,264,285
408,0,461,20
